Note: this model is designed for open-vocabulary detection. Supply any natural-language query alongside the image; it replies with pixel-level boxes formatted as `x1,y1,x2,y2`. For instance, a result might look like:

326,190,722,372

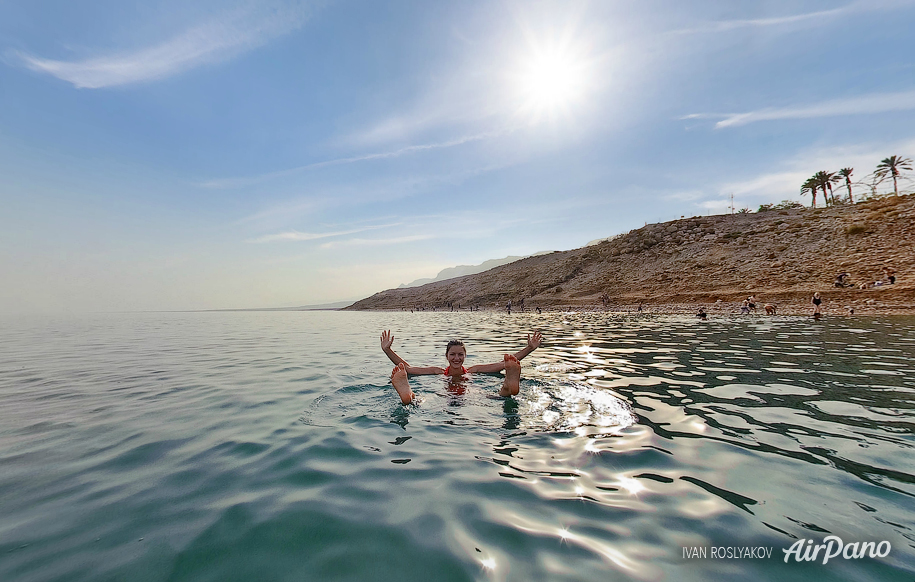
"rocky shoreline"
346,194,915,315
364,298,913,317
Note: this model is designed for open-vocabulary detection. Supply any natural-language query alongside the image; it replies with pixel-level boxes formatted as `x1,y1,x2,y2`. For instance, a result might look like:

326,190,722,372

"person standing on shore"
812,292,823,316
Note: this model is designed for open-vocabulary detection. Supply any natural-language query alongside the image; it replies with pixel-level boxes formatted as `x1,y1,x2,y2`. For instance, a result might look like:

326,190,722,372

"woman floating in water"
380,330,543,404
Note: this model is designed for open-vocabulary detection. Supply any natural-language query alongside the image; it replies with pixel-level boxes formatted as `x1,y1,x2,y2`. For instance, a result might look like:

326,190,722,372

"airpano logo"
783,536,891,564
682,536,893,565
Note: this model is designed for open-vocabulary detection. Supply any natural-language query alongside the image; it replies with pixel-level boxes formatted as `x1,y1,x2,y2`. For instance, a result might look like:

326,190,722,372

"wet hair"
445,339,466,356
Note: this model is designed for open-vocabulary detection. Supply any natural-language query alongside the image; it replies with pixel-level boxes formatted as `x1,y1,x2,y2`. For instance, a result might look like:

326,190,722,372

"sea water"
1,311,913,581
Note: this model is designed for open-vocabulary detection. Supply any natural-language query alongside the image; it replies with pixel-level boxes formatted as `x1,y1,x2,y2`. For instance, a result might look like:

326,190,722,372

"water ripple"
1,312,913,580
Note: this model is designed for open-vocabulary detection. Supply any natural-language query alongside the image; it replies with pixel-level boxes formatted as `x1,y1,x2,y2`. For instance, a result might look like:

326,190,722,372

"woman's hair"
445,339,465,356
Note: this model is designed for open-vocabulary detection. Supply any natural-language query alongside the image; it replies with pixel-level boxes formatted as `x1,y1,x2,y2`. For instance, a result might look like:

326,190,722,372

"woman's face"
446,345,466,368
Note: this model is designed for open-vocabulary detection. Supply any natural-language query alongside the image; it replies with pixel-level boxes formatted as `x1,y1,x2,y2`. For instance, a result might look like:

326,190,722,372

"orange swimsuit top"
445,366,468,375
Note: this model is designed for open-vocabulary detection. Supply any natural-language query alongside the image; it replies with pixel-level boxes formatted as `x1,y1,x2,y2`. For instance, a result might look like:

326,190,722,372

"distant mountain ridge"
399,253,552,288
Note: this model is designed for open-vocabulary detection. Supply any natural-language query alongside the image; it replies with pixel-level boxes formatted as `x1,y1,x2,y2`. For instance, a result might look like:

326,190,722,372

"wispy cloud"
201,128,511,189
12,3,313,89
247,223,396,244
319,234,434,249
230,159,520,235
696,172,803,212
283,209,523,251
671,5,852,35
718,171,809,199
668,0,915,36
334,69,504,149
684,89,915,128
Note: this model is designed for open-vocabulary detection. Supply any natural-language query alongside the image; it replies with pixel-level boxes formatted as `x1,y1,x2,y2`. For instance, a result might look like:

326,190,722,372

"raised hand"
527,331,543,350
381,330,395,351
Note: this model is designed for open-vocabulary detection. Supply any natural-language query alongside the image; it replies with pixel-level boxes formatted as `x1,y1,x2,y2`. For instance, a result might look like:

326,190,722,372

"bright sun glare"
516,45,589,117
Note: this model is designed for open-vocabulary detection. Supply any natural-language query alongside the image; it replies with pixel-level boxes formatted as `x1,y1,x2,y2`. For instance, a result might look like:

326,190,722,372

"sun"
515,44,590,117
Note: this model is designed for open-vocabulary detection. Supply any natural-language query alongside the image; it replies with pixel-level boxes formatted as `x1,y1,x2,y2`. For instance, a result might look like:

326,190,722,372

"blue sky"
2,0,914,313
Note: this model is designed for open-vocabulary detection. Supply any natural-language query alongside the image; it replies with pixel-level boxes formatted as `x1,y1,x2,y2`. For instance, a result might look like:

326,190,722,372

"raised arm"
467,332,543,373
381,331,443,375
514,332,542,361
381,330,407,367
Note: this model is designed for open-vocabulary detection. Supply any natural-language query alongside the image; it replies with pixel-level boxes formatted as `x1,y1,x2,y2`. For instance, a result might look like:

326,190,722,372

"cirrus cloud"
12,3,315,89
684,89,915,129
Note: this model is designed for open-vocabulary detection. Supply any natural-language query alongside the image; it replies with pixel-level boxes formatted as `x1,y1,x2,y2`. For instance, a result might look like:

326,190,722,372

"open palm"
527,332,543,350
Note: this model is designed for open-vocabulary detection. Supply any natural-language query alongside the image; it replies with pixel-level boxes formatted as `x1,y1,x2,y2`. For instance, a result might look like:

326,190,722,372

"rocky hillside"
346,195,915,315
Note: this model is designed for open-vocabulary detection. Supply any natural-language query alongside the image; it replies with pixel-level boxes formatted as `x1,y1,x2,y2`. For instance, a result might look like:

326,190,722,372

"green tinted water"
1,311,913,581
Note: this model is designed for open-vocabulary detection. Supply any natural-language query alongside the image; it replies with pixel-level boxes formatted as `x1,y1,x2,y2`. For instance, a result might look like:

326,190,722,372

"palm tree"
825,174,837,205
801,176,818,207
814,170,839,206
875,155,913,196
837,167,854,203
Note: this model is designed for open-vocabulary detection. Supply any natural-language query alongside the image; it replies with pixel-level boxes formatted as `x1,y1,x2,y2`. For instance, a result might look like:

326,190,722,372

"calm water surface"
1,311,913,581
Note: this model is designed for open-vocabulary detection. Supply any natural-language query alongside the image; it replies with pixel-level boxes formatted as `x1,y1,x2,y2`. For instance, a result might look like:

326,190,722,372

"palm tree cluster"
800,155,913,207
801,170,840,208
